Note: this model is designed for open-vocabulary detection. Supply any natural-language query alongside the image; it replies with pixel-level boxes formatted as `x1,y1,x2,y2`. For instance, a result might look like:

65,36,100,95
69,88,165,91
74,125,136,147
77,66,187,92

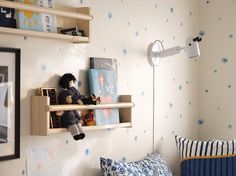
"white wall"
0,0,200,175
199,0,236,140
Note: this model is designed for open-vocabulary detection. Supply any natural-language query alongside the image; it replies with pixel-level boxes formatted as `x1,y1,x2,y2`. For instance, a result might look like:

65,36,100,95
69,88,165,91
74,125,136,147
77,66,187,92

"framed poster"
0,47,20,161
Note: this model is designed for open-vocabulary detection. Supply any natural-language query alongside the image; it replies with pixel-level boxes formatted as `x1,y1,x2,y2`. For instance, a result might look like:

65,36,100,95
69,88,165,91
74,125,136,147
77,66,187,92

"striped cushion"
175,135,236,159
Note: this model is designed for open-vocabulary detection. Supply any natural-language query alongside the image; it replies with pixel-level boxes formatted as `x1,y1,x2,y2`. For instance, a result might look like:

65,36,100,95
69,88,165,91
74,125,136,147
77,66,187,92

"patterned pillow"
175,135,236,159
100,152,173,176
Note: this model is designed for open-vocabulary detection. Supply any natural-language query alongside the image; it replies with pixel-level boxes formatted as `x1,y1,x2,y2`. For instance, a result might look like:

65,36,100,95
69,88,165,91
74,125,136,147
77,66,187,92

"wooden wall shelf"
30,95,134,136
0,1,92,43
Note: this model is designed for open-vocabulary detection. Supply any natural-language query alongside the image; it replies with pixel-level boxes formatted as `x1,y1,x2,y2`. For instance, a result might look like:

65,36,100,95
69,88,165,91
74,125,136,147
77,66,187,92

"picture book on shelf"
90,57,117,71
88,69,119,125
17,0,57,33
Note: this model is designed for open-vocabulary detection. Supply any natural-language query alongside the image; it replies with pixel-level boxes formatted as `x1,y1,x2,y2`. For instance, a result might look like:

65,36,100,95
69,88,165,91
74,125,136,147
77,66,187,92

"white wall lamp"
147,36,202,66
148,36,202,152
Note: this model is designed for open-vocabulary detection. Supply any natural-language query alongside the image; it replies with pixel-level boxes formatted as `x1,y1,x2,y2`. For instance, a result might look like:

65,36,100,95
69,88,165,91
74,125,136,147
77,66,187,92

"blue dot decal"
197,119,204,125
134,136,138,141
214,69,218,73
169,103,173,108
229,34,234,39
22,170,25,175
41,63,47,70
199,31,205,37
221,58,228,63
228,125,232,129
135,31,139,37
85,148,90,156
179,85,182,90
228,85,232,88
122,49,127,55
80,0,83,4
205,89,208,93
108,12,112,19
170,8,174,13
65,140,69,144
121,157,126,162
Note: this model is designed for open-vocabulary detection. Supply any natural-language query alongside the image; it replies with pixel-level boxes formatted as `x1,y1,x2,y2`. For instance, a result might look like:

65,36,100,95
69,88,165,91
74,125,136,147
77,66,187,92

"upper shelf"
0,1,92,43
0,1,93,20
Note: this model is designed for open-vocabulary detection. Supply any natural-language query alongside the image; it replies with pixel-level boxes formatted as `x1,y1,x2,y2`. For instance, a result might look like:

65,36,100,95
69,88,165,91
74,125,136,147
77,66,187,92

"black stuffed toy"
58,89,85,140
59,73,101,105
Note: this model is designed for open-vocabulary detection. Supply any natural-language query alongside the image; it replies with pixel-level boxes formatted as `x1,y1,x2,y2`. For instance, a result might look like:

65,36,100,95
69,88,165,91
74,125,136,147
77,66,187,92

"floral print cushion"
100,152,173,176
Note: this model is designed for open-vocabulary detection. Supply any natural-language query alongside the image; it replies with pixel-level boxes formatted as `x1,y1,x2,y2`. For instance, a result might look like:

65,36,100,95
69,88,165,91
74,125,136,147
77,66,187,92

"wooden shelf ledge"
0,27,89,43
0,0,93,20
47,102,135,111
47,122,132,135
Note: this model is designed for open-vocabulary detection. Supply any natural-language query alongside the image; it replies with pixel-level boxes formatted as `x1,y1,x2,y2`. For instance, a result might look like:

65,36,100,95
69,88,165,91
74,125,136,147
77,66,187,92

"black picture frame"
0,47,20,161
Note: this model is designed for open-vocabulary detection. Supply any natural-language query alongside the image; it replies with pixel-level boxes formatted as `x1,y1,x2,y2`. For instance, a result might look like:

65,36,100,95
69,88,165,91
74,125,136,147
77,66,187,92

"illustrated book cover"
17,0,57,33
88,69,119,125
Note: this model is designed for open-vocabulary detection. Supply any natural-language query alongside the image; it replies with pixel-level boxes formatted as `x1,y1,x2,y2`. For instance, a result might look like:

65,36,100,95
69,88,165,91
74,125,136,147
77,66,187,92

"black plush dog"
59,73,101,105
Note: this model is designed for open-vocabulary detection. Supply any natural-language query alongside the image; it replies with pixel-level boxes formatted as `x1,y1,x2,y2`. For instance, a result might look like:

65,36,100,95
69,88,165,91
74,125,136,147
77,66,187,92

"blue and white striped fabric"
175,135,236,176
175,135,236,159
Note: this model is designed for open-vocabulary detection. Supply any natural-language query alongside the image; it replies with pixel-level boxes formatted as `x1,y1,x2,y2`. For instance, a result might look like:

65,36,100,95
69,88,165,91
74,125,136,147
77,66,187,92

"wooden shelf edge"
0,27,89,43
47,122,132,135
0,1,93,20
47,102,135,111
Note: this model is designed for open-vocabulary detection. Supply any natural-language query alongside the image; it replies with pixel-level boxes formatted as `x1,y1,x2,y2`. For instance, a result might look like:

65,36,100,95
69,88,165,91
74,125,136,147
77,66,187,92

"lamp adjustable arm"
157,46,184,58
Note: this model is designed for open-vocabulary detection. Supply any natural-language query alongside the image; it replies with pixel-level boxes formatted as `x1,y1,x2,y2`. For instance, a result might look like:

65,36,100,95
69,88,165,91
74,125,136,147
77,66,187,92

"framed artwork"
0,47,20,161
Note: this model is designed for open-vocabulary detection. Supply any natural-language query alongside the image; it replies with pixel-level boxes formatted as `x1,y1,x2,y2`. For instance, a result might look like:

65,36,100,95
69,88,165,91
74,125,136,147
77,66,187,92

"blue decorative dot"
135,31,139,37
190,11,192,16
144,130,146,133
229,34,234,39
217,107,220,110
179,85,182,90
41,63,47,70
228,85,231,88
206,0,210,4
166,19,169,22
173,78,175,82
80,0,83,4
103,48,106,52
170,8,174,13
228,125,232,129
161,137,163,141
65,140,69,144
85,149,90,156
172,130,175,134
169,103,173,108
165,115,168,118
173,36,175,40
197,119,204,125
205,89,208,93
121,157,126,162
22,170,25,175
199,31,205,37
218,17,222,21
24,36,27,40
180,22,183,26
134,136,138,141
141,91,144,96
214,69,218,73
189,101,192,106
108,12,112,19
144,27,148,31
122,49,127,55
155,4,158,8
180,114,182,118
128,22,131,26
186,81,189,84
221,58,228,63
77,80,82,87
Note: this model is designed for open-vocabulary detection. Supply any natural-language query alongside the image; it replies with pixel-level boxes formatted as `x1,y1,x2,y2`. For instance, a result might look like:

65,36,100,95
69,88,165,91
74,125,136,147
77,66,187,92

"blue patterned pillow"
100,153,173,176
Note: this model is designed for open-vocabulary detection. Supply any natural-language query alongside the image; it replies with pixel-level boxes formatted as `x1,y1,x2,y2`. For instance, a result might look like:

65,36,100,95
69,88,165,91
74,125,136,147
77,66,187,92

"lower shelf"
31,95,134,136
47,122,132,135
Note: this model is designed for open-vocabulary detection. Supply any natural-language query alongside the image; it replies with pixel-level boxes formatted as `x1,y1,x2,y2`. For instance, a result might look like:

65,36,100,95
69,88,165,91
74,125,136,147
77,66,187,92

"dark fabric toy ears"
59,73,77,89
